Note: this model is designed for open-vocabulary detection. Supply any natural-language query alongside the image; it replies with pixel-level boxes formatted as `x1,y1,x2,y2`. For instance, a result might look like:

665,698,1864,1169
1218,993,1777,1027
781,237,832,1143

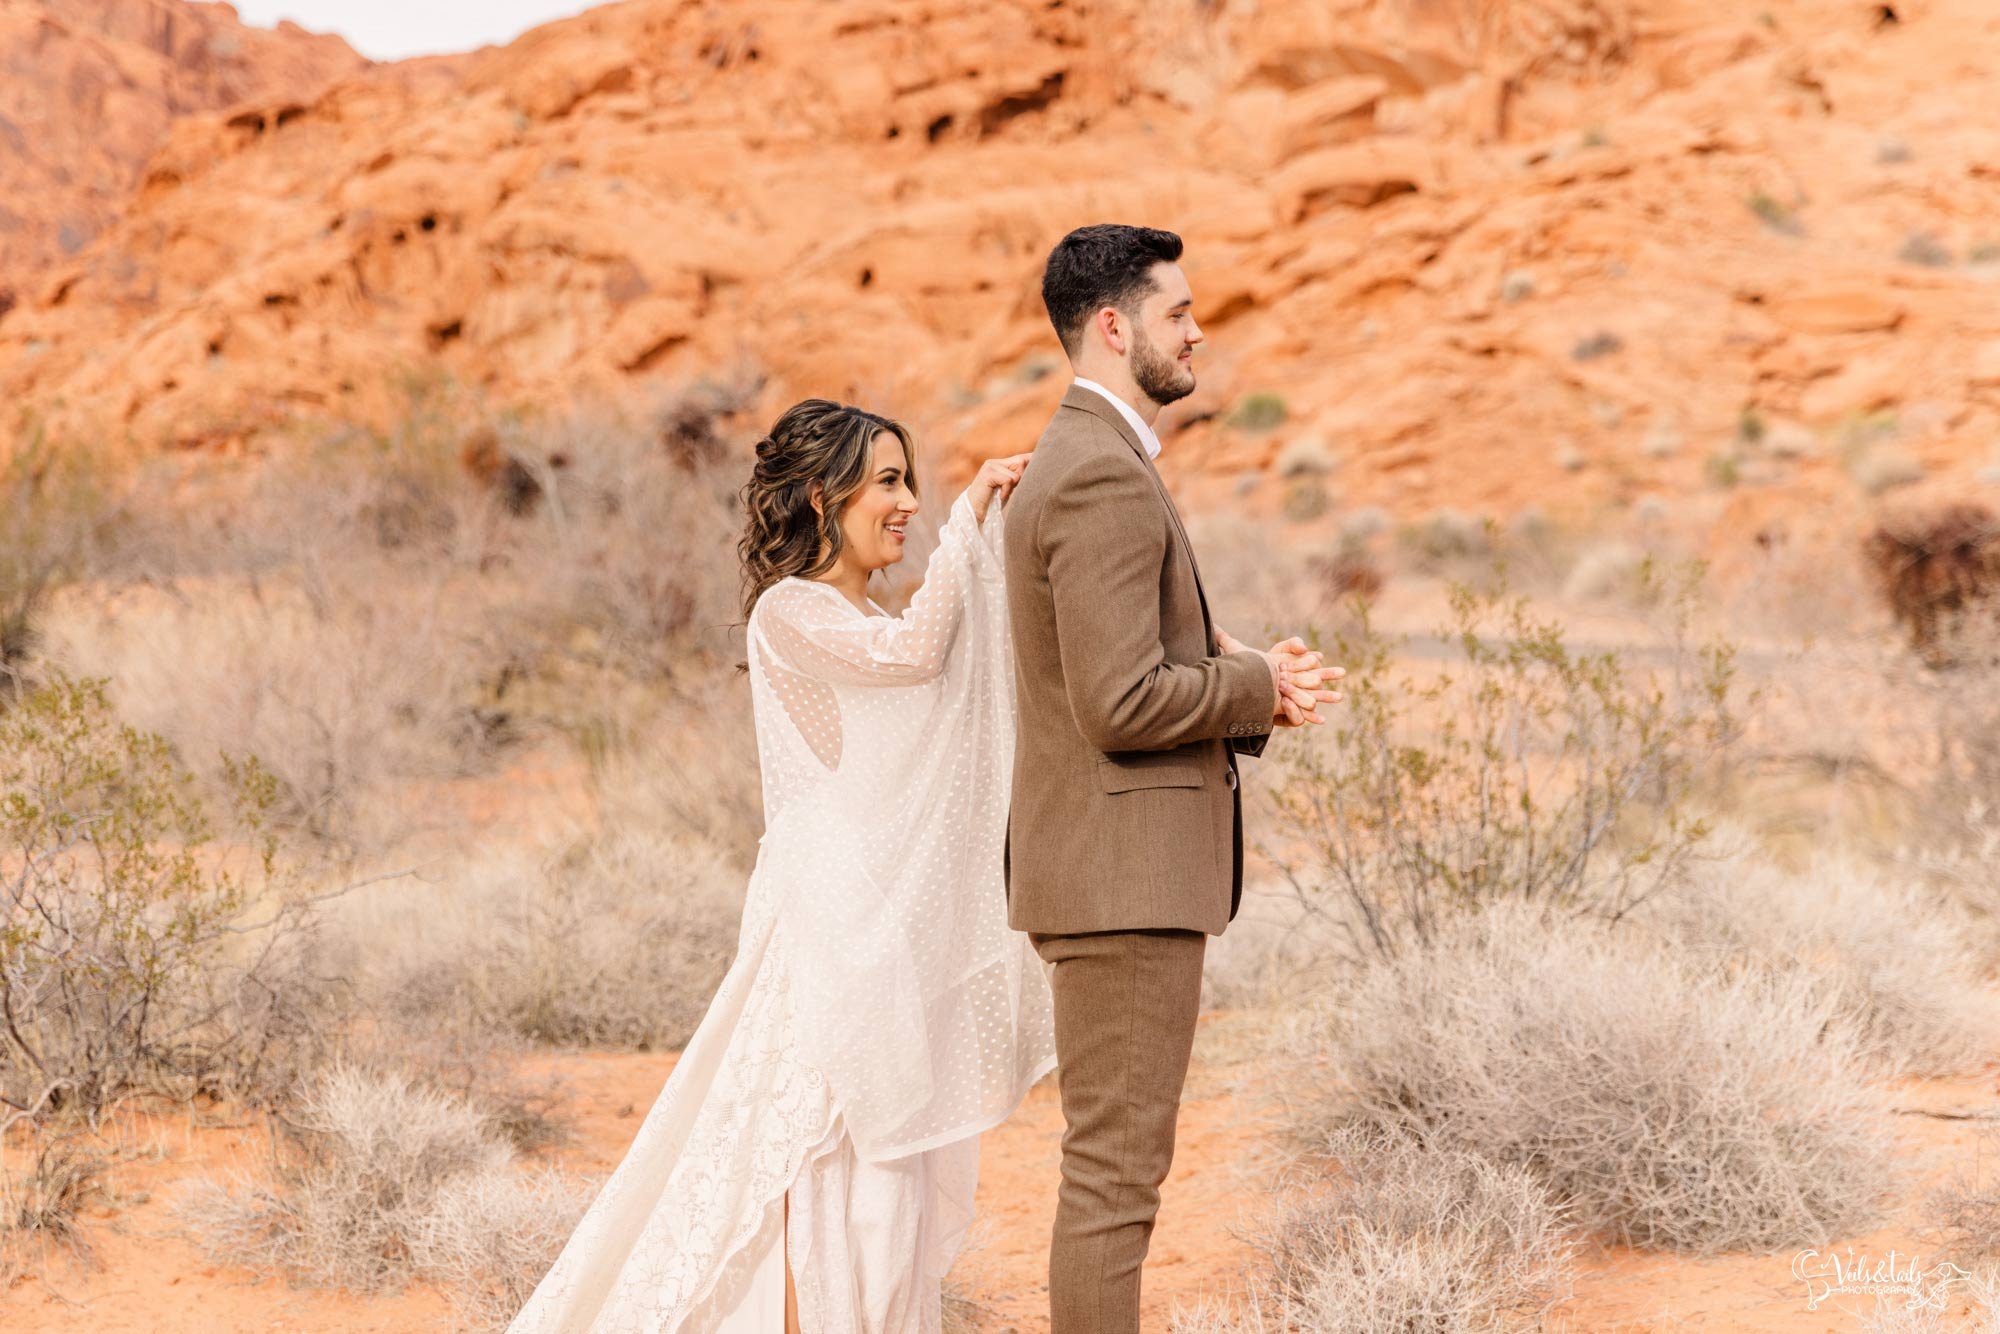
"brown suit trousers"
1005,385,1276,1332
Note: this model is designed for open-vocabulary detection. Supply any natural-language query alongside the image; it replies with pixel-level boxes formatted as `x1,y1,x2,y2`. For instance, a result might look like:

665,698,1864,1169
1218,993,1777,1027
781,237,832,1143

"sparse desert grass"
342,806,742,1055
341,1022,572,1155
406,1165,595,1330
1162,1130,1573,1334
588,677,764,872
1860,1268,2000,1334
1259,1129,1575,1333
1169,1292,1288,1334
0,1132,108,1279
0,429,125,701
47,564,506,849
183,1064,589,1327
1928,1132,2000,1264
1632,844,2000,1078
1748,189,1805,235
1298,899,1901,1253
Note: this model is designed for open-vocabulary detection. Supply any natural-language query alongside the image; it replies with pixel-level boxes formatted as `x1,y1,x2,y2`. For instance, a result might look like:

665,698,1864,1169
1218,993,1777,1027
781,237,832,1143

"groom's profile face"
1124,261,1202,408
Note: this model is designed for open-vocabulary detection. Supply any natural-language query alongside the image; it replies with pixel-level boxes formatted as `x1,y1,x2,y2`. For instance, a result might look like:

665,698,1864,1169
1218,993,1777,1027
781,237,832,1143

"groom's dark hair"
1040,224,1183,360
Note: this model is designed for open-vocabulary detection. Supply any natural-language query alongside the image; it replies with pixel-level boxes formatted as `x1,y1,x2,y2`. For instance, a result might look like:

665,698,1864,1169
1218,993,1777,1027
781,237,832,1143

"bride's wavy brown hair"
738,398,919,618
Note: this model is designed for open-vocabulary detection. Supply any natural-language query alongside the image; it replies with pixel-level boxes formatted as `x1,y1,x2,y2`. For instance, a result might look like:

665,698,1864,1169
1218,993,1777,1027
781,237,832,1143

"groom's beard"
1131,325,1195,407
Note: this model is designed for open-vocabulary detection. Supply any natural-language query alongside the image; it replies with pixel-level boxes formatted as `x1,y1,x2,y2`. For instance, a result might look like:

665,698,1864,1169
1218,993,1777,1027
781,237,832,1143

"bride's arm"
757,489,999,687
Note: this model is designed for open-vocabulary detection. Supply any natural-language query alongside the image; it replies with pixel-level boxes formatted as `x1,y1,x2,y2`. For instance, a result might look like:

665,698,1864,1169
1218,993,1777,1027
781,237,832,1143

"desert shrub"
1929,1137,2000,1265
0,677,336,1132
0,432,121,702
1308,537,1384,606
1634,844,2000,1078
1269,573,1738,963
1704,448,1742,488
1277,437,1335,478
1229,393,1289,432
184,1064,587,1324
1304,899,1900,1253
1561,538,1656,605
1200,888,1343,1012
1864,503,2000,667
1259,1129,1575,1332
340,1019,572,1155
407,1166,594,1330
1396,509,1491,572
1283,479,1330,523
44,421,523,849
49,571,508,849
1570,330,1623,361
1749,190,1805,235
1852,448,1926,496
1899,231,1954,267
505,399,744,679
495,824,740,1049
352,819,742,1055
587,680,763,873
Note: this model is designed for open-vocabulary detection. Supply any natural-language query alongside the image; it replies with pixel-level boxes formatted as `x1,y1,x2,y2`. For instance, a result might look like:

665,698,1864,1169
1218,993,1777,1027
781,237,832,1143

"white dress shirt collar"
1071,376,1162,461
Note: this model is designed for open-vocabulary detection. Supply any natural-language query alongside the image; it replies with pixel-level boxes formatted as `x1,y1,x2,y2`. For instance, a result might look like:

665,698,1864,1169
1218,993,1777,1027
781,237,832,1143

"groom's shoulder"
1036,400,1135,465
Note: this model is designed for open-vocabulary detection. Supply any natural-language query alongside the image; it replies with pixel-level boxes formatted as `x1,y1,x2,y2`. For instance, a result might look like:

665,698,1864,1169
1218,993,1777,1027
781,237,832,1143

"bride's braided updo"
738,398,920,619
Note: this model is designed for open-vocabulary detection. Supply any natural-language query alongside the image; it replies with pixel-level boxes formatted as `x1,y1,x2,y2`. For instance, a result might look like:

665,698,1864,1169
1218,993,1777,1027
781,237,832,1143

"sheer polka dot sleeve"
756,490,996,689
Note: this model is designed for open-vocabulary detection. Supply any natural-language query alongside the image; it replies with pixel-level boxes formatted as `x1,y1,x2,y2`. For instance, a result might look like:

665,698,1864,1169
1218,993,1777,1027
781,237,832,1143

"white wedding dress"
508,490,1056,1333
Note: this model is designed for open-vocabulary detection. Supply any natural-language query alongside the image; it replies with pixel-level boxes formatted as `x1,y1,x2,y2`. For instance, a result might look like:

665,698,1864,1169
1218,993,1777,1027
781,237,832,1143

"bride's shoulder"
750,575,825,624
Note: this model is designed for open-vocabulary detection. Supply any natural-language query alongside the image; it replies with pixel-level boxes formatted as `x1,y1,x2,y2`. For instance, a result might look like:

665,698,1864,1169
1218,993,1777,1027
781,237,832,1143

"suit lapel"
1058,387,1216,644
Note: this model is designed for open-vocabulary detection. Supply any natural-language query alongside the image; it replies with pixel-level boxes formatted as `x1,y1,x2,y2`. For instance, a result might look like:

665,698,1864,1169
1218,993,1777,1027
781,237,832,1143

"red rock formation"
0,0,365,293
2,0,1998,543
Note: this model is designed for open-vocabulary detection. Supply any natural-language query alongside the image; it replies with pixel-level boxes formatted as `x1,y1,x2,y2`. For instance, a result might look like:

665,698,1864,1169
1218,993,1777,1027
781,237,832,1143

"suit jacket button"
1226,767,1239,790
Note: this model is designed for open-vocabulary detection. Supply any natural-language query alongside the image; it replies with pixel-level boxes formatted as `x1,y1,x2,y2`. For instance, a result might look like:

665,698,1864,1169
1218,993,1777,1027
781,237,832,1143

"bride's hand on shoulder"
970,453,1031,522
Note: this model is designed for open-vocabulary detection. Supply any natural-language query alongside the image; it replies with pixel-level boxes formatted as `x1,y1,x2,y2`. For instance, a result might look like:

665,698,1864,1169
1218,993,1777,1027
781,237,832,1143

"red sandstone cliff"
0,0,364,301
2,0,1996,536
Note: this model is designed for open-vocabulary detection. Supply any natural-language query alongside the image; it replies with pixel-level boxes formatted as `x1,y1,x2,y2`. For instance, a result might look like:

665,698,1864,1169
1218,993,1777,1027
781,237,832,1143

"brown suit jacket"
1003,384,1277,936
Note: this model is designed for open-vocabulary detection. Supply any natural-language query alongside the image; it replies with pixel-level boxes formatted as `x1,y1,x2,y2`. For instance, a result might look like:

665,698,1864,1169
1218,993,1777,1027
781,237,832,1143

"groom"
1004,224,1340,1331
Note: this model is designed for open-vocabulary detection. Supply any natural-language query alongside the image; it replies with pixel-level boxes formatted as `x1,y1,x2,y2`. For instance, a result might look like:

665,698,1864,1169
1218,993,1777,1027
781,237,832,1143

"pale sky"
230,1,597,62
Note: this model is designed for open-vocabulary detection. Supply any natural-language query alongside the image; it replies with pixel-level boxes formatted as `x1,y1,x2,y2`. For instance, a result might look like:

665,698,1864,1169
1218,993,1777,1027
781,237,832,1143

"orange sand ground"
6,1027,1999,1332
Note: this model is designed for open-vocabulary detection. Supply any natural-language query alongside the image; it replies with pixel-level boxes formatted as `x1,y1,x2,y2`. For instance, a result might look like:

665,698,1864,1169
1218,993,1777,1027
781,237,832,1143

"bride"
508,399,1055,1333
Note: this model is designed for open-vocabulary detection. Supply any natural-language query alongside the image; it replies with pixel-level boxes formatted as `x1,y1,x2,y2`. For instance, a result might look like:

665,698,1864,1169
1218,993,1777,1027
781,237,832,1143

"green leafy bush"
1268,571,1739,963
0,677,334,1131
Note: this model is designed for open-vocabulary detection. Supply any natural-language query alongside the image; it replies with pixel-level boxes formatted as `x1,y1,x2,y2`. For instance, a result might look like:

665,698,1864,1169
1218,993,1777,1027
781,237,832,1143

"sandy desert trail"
6,1007,2000,1332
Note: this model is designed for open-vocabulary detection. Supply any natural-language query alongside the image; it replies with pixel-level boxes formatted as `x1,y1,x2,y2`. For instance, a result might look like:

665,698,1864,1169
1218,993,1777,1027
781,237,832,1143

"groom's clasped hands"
1215,627,1344,728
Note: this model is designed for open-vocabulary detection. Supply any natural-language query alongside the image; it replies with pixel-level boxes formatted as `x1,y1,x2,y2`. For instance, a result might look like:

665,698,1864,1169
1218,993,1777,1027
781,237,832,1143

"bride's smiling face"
824,431,920,574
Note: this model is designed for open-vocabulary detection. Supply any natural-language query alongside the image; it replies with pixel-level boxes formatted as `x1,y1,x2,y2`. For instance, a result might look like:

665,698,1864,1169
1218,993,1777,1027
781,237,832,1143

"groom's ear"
1095,305,1127,356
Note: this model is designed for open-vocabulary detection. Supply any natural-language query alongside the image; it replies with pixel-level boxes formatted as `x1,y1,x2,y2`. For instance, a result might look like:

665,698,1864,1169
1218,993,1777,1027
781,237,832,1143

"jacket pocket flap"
1098,761,1205,794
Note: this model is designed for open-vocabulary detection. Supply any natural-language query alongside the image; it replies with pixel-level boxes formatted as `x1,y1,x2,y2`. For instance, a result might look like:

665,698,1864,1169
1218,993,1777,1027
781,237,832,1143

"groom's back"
1003,387,1266,937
